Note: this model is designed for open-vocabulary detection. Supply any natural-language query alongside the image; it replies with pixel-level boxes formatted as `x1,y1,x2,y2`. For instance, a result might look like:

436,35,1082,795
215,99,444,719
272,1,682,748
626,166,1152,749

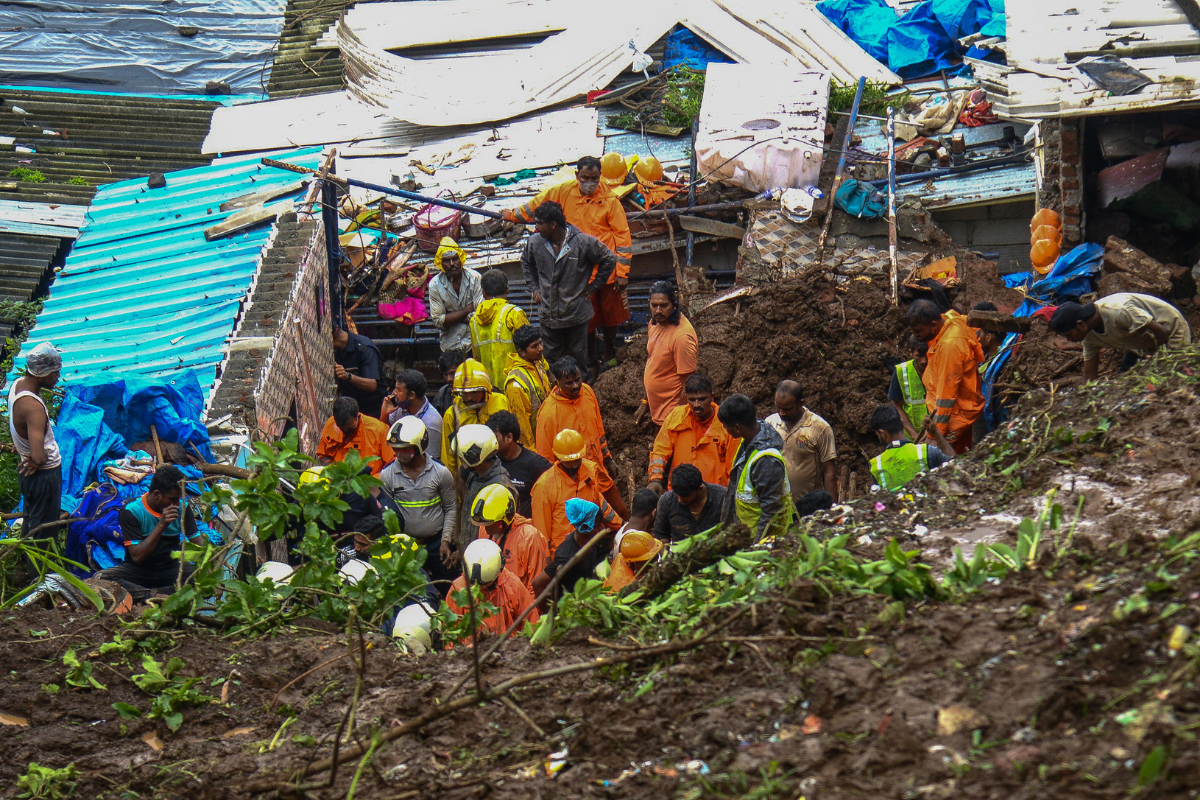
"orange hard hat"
1030,224,1062,247
600,151,627,186
633,155,663,183
1030,208,1061,232
552,429,587,461
619,531,663,563
1030,239,1059,273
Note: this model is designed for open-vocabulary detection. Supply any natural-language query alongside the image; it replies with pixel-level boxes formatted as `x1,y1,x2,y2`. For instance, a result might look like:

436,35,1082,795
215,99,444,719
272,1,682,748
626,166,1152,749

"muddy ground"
6,330,1200,798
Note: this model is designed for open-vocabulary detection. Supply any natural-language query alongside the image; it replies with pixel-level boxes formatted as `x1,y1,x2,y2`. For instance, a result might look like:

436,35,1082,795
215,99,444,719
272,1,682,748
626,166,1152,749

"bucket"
411,192,463,252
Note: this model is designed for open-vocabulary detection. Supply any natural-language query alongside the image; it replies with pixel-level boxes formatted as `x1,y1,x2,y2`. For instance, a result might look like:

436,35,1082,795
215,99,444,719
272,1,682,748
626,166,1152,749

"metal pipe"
887,107,899,306
816,76,867,265
626,200,746,221
865,152,1031,188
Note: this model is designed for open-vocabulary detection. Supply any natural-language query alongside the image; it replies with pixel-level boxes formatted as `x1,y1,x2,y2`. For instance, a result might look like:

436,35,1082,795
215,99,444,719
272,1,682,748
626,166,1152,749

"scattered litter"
222,726,255,738
801,715,823,735
936,704,988,736
0,713,29,726
142,731,164,752
911,524,929,537
1169,624,1190,654
544,747,569,777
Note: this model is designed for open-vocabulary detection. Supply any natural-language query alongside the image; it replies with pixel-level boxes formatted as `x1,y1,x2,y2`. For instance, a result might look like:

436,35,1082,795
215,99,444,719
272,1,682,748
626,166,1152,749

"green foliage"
8,167,45,183
828,79,910,119
66,176,89,186
662,68,705,129
1137,745,1167,790
62,648,105,691
16,762,77,799
439,584,501,646
128,654,216,732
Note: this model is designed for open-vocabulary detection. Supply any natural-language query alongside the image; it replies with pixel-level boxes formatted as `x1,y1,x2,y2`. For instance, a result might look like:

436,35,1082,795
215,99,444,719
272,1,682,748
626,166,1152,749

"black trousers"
1118,350,1141,372
417,537,460,599
97,560,194,596
20,466,62,541
541,322,589,372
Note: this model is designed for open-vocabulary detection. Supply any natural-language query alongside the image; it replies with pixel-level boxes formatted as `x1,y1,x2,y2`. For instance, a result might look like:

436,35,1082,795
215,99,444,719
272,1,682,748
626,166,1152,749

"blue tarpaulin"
51,370,214,511
818,0,1005,79
662,25,734,72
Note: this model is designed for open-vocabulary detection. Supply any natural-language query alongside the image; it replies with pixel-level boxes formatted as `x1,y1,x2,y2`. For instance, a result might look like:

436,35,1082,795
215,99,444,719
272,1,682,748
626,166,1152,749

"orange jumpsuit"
924,310,984,448
509,181,632,279
478,514,549,595
531,459,621,551
535,385,612,478
316,414,394,477
648,403,740,487
446,568,540,637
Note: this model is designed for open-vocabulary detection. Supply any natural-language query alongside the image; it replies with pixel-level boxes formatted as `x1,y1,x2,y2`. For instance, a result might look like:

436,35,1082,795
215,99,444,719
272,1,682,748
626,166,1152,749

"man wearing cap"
9,341,64,546
530,428,625,551
1050,294,1191,381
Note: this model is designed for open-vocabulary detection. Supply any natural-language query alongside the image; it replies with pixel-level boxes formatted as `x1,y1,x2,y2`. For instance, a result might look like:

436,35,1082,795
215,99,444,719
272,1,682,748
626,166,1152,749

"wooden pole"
816,76,866,268
887,106,899,305
150,424,165,466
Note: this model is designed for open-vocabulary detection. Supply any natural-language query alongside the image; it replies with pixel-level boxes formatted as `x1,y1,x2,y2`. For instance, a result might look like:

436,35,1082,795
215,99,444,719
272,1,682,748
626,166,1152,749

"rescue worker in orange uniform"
502,155,633,370
446,538,539,639
647,373,739,492
530,429,625,551
535,356,623,501
469,483,549,596
603,530,664,593
906,299,984,454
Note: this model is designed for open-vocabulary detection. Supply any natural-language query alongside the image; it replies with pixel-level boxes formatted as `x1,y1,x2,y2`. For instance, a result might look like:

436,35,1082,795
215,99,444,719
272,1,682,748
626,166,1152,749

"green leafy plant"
62,648,105,691
439,584,501,646
944,543,1010,591
16,762,77,799
8,167,46,183
66,176,88,186
828,79,910,118
129,654,216,732
987,490,1062,571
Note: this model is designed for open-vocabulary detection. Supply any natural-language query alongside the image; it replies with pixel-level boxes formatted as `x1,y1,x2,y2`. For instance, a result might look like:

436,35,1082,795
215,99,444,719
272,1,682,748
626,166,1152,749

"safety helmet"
388,416,429,453
338,558,375,586
619,531,663,563
453,358,493,395
552,428,587,461
374,532,417,560
471,483,516,526
463,538,503,584
453,423,498,467
255,561,294,585
600,151,628,186
298,466,328,486
393,625,432,654
394,602,436,633
633,155,663,183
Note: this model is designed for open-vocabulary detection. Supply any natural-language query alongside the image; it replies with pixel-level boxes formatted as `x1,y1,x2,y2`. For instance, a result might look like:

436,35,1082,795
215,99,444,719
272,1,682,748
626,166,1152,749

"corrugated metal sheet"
9,147,326,399
266,0,356,98
0,88,218,205
0,232,63,343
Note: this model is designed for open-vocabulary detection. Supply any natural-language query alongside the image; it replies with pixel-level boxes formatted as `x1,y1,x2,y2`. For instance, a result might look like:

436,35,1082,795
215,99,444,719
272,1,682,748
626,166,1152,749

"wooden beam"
967,310,1031,334
219,179,306,211
677,215,747,239
204,200,293,241
1175,0,1200,36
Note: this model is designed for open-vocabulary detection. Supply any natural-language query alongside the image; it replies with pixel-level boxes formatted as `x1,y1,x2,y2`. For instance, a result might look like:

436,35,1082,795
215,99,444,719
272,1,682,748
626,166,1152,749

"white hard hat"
463,537,503,584
338,559,375,586
388,416,429,453
256,561,294,585
393,602,435,633
393,625,432,654
452,423,499,468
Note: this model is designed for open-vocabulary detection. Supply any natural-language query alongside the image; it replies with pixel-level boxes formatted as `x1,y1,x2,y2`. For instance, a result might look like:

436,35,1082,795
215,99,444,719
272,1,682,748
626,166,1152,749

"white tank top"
8,381,61,470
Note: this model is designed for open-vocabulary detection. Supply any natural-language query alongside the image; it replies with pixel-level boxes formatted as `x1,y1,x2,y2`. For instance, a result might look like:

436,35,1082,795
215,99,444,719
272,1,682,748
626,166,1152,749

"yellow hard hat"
453,358,493,394
600,151,627,186
471,483,516,526
620,530,663,563
298,466,328,485
393,625,432,654
552,428,587,462
633,155,663,183
463,538,503,584
388,416,429,452
452,423,498,467
374,533,417,560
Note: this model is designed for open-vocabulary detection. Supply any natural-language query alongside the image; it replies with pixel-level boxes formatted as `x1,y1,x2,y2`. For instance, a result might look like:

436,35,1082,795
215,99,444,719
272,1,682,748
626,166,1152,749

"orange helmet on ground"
1030,208,1061,232
633,155,663,183
600,151,627,186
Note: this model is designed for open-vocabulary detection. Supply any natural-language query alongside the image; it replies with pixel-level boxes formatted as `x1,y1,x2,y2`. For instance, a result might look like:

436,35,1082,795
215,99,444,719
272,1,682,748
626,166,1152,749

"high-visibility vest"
734,448,794,537
895,360,927,431
470,304,521,388
506,362,549,431
870,442,930,491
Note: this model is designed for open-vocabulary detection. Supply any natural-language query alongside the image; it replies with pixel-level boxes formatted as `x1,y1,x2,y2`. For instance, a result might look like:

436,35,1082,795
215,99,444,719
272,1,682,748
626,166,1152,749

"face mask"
578,181,600,196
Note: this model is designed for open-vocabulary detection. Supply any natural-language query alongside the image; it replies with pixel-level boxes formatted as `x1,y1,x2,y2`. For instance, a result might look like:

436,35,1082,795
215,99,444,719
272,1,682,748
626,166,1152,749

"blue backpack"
65,484,125,577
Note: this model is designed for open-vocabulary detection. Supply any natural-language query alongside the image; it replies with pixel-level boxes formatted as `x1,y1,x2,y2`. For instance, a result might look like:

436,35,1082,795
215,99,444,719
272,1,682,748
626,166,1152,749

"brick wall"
1037,118,1084,248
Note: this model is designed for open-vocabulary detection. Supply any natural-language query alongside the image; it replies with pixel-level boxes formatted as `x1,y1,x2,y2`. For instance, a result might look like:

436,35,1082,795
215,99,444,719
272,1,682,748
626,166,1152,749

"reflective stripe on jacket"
734,448,794,537
469,300,528,388
895,359,927,430
870,442,930,491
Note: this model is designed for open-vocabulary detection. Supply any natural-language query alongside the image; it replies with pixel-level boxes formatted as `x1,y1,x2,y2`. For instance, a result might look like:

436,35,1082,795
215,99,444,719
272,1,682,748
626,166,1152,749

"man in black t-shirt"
486,410,550,519
532,498,611,600
653,463,726,543
97,466,202,594
333,325,387,418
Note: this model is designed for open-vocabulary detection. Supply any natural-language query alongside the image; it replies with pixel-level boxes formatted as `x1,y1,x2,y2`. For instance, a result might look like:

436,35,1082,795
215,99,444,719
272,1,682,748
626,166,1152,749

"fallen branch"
623,522,754,601
246,606,750,793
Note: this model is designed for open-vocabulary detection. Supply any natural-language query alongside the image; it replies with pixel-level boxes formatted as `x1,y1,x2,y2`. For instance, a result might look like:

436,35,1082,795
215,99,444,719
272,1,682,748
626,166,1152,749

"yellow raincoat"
502,351,551,448
441,358,508,477
470,297,530,388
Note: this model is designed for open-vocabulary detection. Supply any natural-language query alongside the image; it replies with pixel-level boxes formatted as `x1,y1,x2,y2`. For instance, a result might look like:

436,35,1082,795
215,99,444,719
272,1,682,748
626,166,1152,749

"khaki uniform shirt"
1083,293,1191,361
765,408,836,501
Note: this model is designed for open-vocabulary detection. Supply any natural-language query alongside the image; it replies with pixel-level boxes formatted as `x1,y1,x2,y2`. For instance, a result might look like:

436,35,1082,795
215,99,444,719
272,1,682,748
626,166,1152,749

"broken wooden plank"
219,179,306,211
204,200,293,242
678,215,746,239
967,309,1031,334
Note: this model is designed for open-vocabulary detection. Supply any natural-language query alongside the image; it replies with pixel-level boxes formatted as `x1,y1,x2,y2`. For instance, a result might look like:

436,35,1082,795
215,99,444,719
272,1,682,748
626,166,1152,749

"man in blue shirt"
97,465,202,594
380,369,444,462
